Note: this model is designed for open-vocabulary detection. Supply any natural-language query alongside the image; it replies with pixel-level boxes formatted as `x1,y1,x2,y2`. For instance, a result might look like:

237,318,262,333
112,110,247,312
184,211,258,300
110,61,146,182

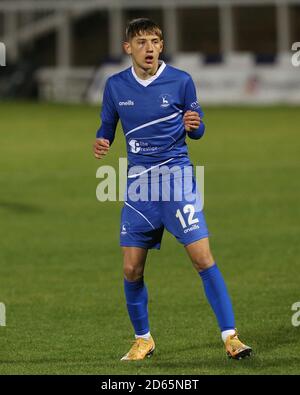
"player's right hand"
93,138,110,159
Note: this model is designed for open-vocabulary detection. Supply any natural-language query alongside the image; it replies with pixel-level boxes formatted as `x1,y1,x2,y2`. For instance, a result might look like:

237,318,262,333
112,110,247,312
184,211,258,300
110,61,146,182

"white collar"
131,61,166,87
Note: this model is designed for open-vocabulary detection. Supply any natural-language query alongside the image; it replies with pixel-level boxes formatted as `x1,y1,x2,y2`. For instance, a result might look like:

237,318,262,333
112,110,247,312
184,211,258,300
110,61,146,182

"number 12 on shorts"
175,204,199,229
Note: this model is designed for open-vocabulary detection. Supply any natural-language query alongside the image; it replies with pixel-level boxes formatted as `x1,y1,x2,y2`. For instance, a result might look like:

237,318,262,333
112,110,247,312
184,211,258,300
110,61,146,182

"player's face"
124,33,163,73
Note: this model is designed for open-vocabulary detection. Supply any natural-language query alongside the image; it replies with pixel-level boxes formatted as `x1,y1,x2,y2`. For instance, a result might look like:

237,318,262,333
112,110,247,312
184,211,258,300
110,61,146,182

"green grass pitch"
0,102,300,374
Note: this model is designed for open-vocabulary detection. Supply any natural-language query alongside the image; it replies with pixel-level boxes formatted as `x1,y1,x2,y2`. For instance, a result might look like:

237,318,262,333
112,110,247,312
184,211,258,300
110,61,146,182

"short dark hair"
125,18,163,41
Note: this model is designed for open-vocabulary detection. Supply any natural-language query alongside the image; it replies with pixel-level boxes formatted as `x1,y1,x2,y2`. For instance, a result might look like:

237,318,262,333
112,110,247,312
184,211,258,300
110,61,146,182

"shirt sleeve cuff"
187,122,205,140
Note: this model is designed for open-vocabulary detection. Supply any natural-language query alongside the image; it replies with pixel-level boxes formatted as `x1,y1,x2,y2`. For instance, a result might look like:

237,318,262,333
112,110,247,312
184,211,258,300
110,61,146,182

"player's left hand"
183,110,201,132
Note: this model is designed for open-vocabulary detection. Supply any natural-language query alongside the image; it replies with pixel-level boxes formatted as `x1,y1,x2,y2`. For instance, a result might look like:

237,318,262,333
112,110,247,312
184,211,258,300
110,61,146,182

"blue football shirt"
96,61,205,170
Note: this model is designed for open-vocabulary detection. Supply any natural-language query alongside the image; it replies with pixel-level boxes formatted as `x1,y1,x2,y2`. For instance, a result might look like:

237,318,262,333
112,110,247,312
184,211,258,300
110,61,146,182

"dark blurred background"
0,0,300,104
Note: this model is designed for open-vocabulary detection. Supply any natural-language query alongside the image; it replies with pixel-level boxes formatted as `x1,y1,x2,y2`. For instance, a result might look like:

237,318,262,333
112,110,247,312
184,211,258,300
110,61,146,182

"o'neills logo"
119,100,134,106
184,224,200,234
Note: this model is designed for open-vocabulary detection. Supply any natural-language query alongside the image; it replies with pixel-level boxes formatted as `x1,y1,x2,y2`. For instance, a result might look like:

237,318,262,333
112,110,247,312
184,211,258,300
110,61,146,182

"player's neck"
132,61,161,80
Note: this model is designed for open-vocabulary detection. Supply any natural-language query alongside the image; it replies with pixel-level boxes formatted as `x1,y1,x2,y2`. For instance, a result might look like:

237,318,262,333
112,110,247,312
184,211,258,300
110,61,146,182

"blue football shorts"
120,167,209,249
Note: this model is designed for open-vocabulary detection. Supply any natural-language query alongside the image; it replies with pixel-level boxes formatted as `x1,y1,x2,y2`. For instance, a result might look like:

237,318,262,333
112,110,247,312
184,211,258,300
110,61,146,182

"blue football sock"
124,277,150,336
199,263,235,331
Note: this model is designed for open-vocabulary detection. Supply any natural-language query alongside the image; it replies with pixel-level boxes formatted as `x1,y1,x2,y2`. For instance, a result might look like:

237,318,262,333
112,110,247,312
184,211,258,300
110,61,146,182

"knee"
122,247,147,282
123,262,144,282
191,250,215,272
